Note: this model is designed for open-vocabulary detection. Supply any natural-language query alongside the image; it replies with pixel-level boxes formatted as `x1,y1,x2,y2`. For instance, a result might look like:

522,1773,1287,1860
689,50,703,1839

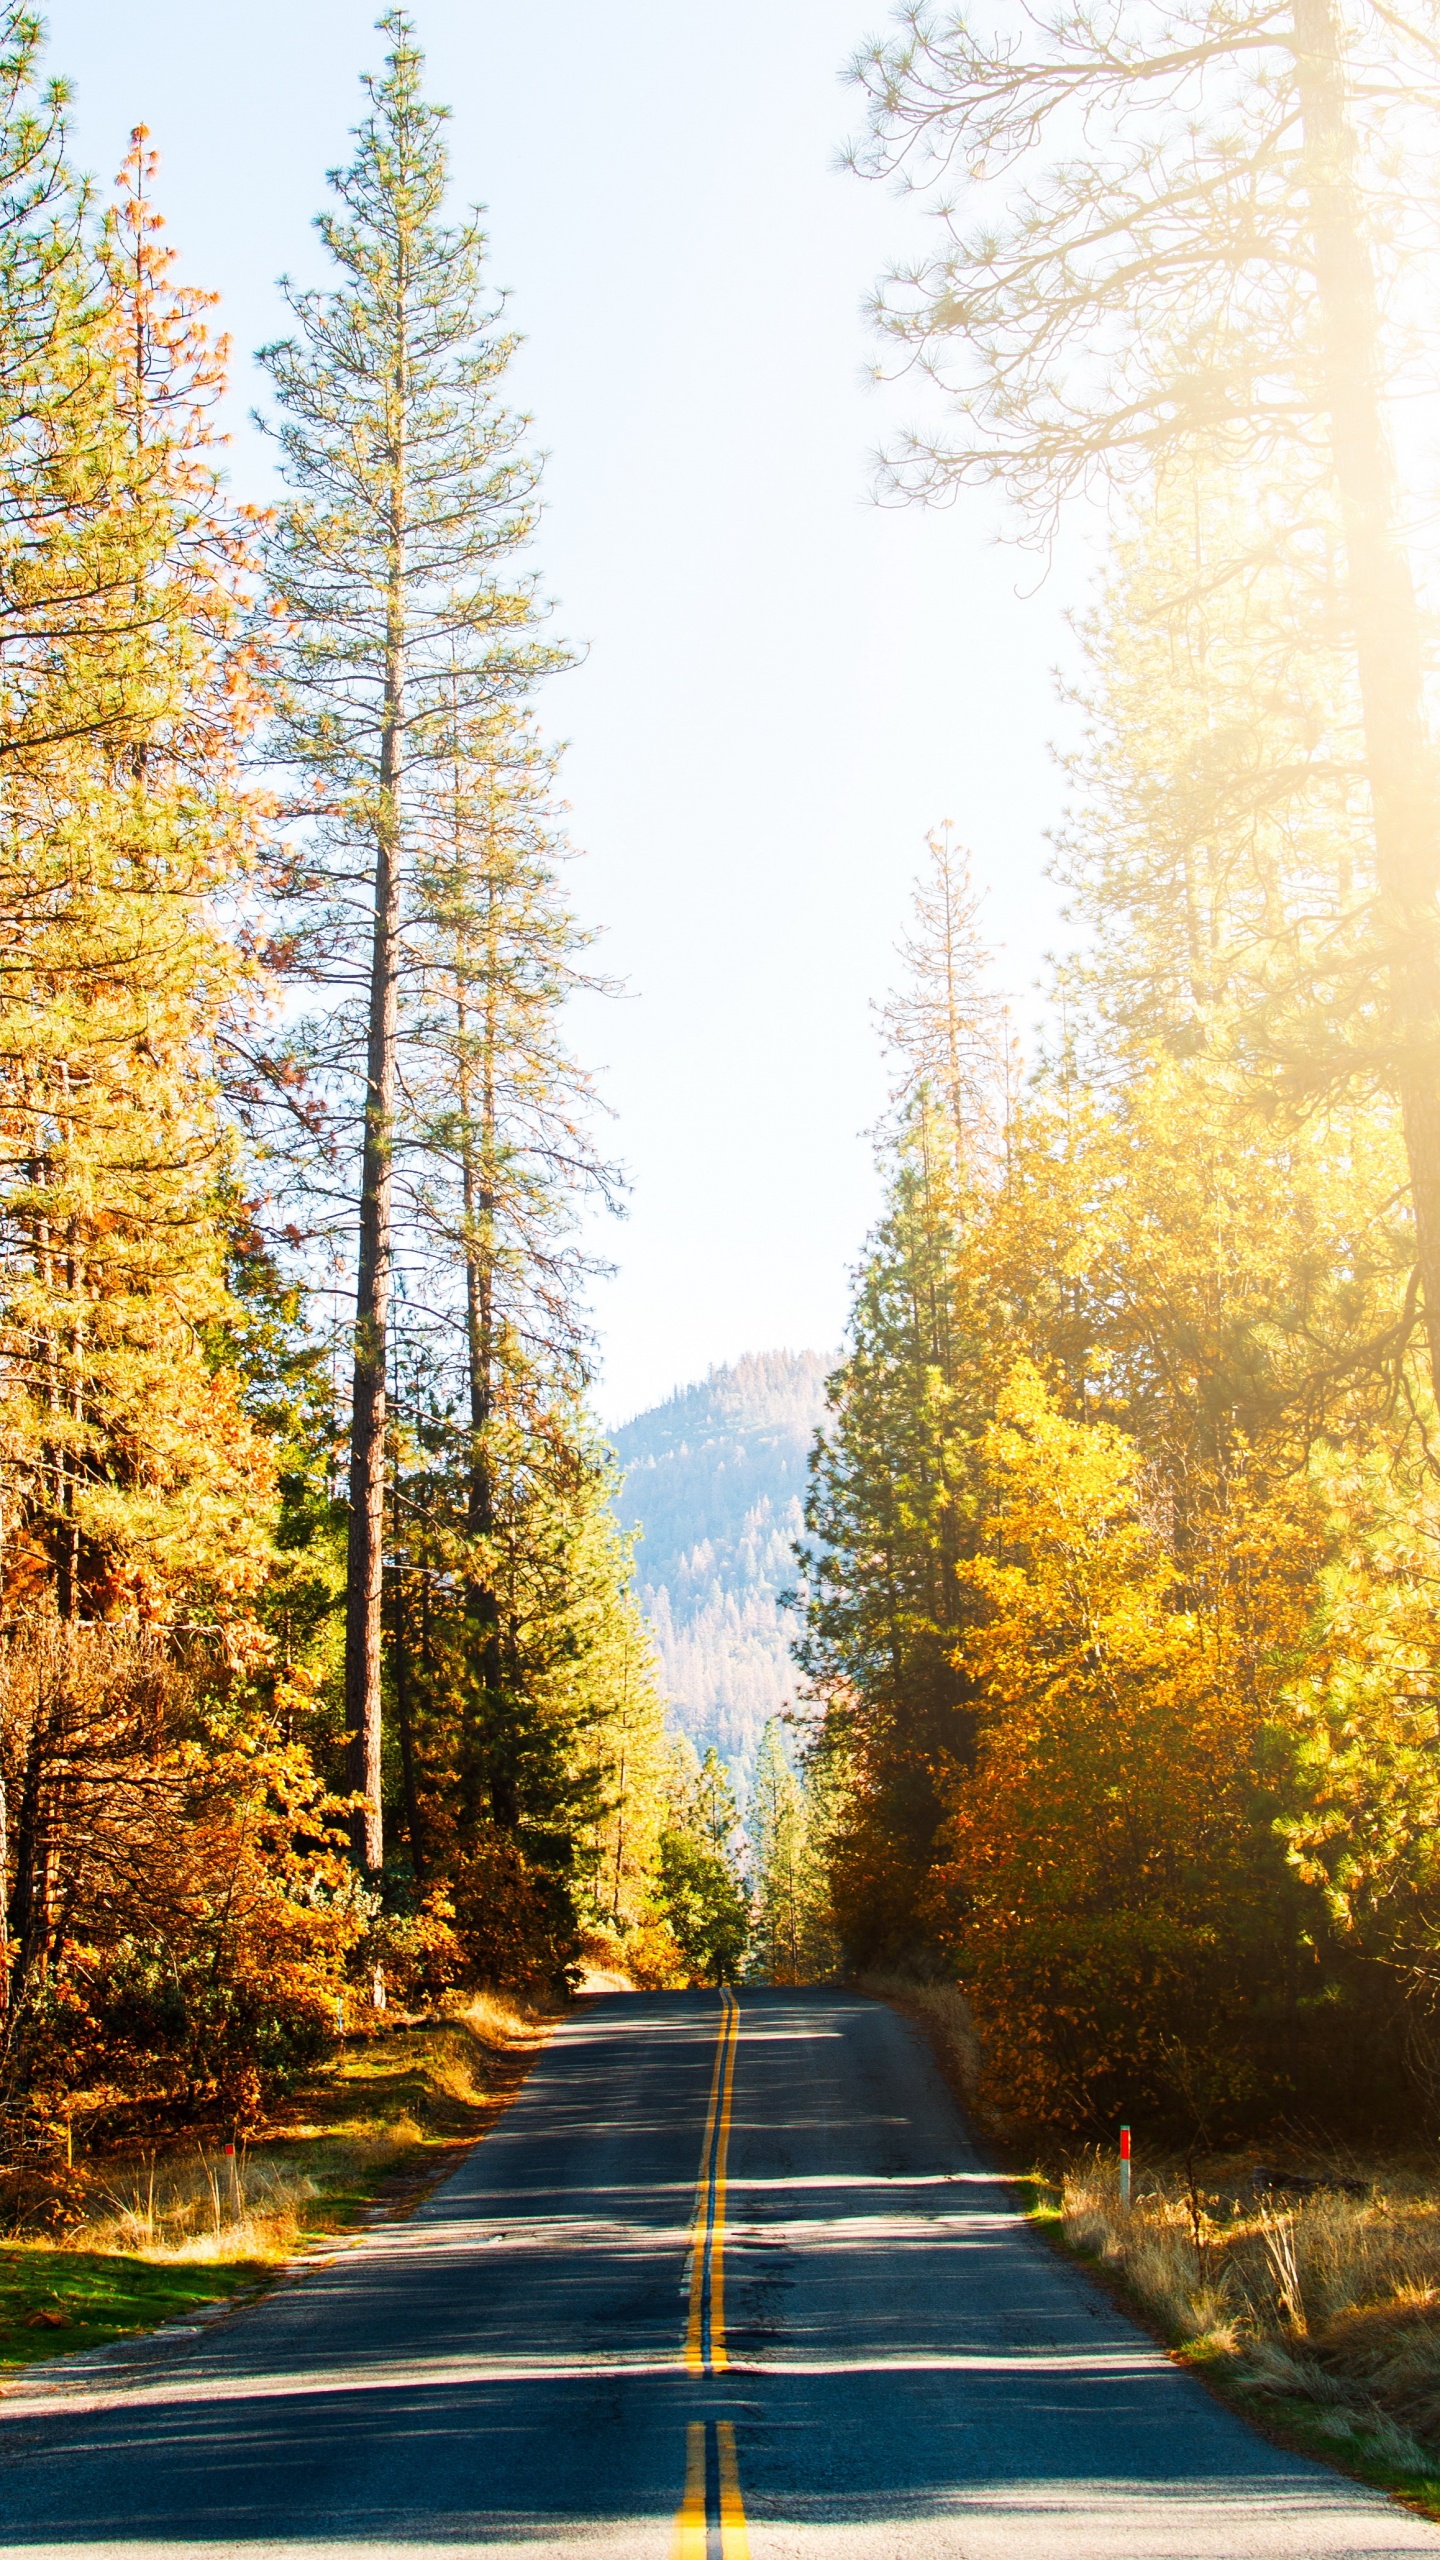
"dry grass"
55,1993,547,2266
873,1981,1440,2506
0,1993,551,2374
1053,2153,1440,2485
77,2133,412,2265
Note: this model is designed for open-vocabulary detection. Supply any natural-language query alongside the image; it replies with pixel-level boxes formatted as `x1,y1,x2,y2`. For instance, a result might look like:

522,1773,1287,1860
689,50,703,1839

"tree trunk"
342,474,405,1875
392,1573,426,1887
0,1756,10,2022
457,905,506,1837
9,1702,56,2014
343,796,398,1870
1294,0,1440,1389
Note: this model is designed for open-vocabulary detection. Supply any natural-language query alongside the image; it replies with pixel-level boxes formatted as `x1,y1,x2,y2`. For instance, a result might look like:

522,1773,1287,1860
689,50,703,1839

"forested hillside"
613,1353,827,1774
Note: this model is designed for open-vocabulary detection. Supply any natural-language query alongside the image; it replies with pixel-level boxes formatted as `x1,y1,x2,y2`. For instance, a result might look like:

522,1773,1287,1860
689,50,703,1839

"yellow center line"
709,1997,739,2372
684,1987,740,2375
673,2421,706,2560
675,2010,752,2558
671,2418,752,2560
683,1999,727,2372
716,2419,751,2558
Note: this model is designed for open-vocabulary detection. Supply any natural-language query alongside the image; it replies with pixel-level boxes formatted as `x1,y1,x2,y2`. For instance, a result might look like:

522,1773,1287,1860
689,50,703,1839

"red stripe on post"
1119,2126,1131,2159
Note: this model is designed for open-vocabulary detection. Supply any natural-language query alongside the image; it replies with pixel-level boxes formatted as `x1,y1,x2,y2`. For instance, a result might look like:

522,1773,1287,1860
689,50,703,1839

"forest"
0,5,770,2156
780,0,1440,2148
7,0,1440,2185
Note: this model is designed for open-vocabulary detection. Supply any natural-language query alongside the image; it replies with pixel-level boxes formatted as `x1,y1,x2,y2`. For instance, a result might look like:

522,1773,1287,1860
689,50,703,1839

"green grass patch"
1017,2172,1062,2228
1187,2361,1440,2525
0,2247,264,2371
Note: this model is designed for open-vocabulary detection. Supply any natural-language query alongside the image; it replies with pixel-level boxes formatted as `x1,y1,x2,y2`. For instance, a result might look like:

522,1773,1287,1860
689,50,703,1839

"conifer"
747,1718,836,1985
854,0,1440,1387
0,130,273,1624
260,14,564,1867
403,702,616,1827
876,828,1007,1177
653,1740,750,1987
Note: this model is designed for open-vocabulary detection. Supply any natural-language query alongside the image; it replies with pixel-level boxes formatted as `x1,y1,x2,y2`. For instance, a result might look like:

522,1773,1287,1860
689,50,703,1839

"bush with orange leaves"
0,1626,363,2141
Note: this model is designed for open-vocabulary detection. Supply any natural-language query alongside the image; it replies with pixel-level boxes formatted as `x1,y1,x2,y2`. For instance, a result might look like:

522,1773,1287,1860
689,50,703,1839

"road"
0,1987,1435,2558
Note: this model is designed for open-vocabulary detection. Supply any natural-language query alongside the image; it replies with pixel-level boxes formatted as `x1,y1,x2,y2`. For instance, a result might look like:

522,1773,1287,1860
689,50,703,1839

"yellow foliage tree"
0,132,275,1627
929,1363,1317,2131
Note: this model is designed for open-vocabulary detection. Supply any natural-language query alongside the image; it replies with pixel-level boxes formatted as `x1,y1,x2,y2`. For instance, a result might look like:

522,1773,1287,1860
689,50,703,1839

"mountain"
612,1350,831,1777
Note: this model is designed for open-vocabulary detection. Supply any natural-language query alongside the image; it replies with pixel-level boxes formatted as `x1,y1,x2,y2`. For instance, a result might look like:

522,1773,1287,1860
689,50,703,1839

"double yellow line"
684,1984,739,2375
674,1990,750,2556
674,2417,748,2560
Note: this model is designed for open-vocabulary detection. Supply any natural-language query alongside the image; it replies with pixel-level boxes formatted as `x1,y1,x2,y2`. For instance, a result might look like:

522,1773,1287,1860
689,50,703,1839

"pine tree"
402,701,616,1835
853,0,1440,1389
260,13,564,1868
0,129,275,1625
381,1402,667,1992
797,839,1008,1962
571,1559,672,1966
1048,448,1389,1145
654,1740,750,1987
747,1718,836,1984
0,104,357,2101
802,653,1420,2070
876,828,1008,1176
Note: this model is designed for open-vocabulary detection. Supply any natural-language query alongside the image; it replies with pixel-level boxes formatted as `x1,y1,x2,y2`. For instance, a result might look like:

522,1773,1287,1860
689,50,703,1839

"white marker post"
1119,2123,1132,2212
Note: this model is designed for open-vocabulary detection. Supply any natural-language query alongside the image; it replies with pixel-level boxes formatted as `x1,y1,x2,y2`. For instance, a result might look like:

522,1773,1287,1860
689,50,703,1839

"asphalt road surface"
0,1987,1436,2559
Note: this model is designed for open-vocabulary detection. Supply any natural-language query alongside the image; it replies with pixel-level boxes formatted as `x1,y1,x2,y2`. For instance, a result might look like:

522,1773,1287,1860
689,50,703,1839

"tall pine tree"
260,14,563,1868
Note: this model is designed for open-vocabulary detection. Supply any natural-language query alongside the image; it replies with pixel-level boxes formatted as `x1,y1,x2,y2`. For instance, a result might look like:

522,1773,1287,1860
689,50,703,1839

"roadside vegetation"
0,1995,546,2373
777,14,1440,2509
863,1972,1440,2516
1041,2155,1440,2515
784,0,1440,2165
0,0,793,2208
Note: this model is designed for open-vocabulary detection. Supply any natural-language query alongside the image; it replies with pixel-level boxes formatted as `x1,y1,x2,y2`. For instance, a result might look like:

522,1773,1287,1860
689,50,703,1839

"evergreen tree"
854,0,1440,1391
747,1717,836,1985
802,685,1422,2111
0,92,360,2108
402,701,616,1845
0,130,275,1625
876,828,1008,1176
571,1567,673,1969
343,685,655,1985
797,842,1006,1963
654,1740,750,1987
1053,458,1367,1064
0,8,669,2104
260,12,563,1869
382,1383,669,1992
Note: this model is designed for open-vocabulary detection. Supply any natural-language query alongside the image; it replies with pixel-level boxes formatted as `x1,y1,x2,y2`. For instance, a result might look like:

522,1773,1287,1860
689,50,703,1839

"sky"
45,0,1081,1425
